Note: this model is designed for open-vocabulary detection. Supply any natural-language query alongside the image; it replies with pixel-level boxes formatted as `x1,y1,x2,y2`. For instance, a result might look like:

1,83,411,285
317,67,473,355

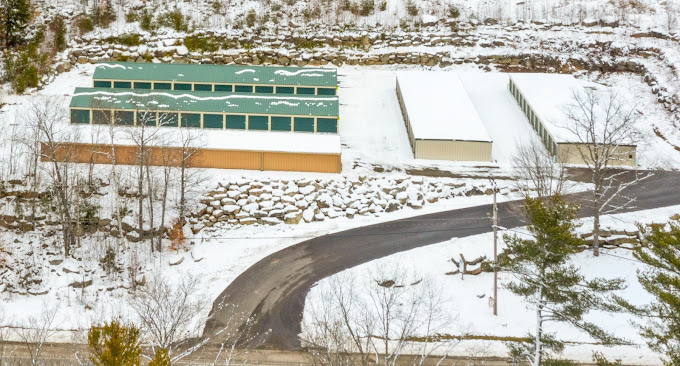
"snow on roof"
61,124,342,155
70,87,339,117
396,72,491,143
509,73,599,143
93,62,338,87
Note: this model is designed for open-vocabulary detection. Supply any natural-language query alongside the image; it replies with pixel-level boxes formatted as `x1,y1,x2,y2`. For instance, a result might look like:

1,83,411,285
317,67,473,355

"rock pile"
189,176,500,233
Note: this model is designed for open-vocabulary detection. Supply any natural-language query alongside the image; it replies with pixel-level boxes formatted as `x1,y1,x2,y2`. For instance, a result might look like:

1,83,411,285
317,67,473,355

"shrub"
246,9,257,27
406,0,418,16
100,247,119,274
49,15,67,52
448,4,460,18
92,0,117,28
158,8,189,32
117,33,142,46
77,15,95,34
183,35,220,52
378,0,387,11
211,0,223,14
139,9,155,31
88,320,141,366
360,0,374,15
3,51,39,93
125,10,138,22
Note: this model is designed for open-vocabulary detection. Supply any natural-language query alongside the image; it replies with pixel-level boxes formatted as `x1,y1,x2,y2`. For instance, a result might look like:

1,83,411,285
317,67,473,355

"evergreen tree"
630,219,680,365
497,195,626,366
148,348,170,366
0,0,32,48
88,319,142,366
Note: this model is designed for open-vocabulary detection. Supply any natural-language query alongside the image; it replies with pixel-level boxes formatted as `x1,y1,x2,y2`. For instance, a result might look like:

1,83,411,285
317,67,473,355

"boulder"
260,217,280,226
222,205,241,214
220,197,237,206
240,218,257,225
302,209,315,223
284,212,303,224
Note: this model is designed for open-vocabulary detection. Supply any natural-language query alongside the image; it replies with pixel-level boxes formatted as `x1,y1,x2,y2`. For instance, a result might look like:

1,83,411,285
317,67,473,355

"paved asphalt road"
202,171,680,350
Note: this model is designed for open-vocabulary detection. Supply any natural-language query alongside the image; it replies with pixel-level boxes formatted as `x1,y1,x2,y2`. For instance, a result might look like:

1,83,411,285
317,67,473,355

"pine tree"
0,0,32,48
497,195,626,365
148,348,170,366
631,219,680,364
88,319,142,366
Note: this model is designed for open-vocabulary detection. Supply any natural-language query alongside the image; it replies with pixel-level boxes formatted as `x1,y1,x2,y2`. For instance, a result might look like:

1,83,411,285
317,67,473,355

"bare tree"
562,88,650,256
176,127,203,227
301,267,457,366
512,140,567,199
0,305,12,366
24,98,79,257
14,303,59,366
129,273,206,364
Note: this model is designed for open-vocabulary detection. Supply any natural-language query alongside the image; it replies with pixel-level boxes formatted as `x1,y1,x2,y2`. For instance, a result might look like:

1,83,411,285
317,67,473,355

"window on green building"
94,80,111,88
317,88,336,96
271,116,291,131
174,83,192,91
115,111,135,125
137,111,157,126
226,115,246,129
235,85,253,93
92,110,111,124
181,113,201,128
294,117,314,132
160,113,179,127
203,114,224,129
276,86,294,94
215,84,233,92
297,87,315,95
134,82,152,89
113,81,132,89
316,118,338,133
194,84,212,92
255,86,274,94
249,116,269,130
71,109,90,124
154,82,172,90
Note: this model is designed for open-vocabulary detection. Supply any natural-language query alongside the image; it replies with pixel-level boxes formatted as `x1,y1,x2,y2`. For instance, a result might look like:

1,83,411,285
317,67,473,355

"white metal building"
395,72,493,162
509,73,637,166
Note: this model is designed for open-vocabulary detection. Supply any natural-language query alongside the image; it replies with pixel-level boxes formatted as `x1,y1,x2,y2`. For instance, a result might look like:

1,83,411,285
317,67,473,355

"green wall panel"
271,116,291,131
249,116,269,130
226,115,246,129
203,114,224,129
294,117,314,132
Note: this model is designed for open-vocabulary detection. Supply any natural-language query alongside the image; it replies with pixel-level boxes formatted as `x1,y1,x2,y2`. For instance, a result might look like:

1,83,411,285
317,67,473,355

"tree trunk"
179,161,186,227
593,180,602,257
533,298,544,366
145,163,156,253
137,146,145,238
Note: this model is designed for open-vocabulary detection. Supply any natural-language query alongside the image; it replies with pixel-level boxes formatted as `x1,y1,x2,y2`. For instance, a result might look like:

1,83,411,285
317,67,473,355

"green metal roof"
69,88,339,117
92,62,338,87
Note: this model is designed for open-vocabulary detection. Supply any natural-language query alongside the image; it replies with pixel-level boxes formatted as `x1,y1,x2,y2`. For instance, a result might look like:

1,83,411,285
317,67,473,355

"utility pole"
492,178,498,316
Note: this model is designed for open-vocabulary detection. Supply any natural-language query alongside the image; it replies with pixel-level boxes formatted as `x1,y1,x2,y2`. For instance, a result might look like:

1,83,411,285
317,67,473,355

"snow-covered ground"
301,205,680,364
0,57,678,363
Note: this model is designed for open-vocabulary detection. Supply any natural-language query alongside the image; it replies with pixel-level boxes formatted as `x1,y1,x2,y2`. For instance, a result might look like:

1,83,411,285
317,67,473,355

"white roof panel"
509,73,594,143
396,72,491,142
61,124,342,155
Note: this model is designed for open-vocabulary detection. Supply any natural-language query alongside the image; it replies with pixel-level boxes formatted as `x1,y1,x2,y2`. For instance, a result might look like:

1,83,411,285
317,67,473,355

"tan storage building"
509,73,637,167
44,127,342,174
396,72,493,162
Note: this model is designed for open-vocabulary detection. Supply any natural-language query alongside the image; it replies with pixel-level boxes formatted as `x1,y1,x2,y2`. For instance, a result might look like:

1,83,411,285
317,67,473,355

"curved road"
202,171,680,350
